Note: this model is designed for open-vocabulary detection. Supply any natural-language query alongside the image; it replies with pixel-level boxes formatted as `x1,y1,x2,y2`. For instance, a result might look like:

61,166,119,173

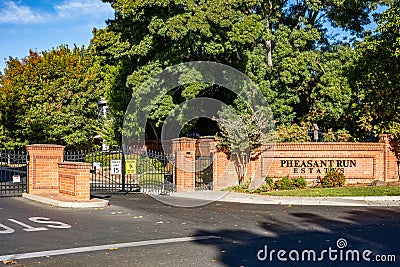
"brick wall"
58,162,91,201
26,144,91,201
172,138,196,192
26,144,64,194
209,135,399,189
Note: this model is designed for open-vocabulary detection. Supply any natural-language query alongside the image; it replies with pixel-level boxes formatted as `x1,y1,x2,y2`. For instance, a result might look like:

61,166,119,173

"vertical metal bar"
121,147,125,192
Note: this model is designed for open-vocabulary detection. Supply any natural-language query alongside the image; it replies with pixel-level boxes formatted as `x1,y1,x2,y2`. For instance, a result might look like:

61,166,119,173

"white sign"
12,175,20,183
93,162,101,173
111,160,122,175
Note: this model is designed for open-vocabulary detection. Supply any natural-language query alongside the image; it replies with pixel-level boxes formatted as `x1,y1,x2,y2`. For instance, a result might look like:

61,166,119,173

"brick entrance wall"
260,135,398,184
189,135,399,190
26,144,64,194
26,144,91,201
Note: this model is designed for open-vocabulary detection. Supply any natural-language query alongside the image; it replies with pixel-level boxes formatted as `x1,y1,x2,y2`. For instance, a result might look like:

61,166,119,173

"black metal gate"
195,153,213,190
0,150,28,197
64,146,175,195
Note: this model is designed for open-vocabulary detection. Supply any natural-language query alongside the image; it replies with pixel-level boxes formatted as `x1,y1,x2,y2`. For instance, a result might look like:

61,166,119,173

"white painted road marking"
0,217,71,234
7,219,48,232
0,235,221,261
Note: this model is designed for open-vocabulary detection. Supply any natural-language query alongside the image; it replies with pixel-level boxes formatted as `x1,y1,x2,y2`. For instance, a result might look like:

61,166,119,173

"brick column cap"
58,162,91,169
26,144,65,151
171,137,197,143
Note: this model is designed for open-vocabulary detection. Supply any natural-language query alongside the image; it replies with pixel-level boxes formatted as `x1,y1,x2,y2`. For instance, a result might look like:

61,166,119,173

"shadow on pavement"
194,208,400,267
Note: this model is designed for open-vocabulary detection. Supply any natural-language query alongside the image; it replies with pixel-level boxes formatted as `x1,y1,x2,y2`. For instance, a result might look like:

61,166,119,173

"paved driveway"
0,195,399,266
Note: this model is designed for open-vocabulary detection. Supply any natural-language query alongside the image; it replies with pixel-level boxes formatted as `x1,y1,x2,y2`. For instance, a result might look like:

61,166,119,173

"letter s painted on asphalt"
28,217,71,229
0,223,15,234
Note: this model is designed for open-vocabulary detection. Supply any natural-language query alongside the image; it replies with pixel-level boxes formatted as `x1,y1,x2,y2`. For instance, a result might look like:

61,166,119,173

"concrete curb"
22,193,109,208
170,191,400,206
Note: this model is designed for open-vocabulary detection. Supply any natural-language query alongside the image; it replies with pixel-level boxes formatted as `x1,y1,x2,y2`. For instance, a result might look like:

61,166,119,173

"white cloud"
0,0,113,25
55,0,114,18
0,1,48,24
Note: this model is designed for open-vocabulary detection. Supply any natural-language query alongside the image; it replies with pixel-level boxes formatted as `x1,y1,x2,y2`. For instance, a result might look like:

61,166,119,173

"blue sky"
0,0,114,71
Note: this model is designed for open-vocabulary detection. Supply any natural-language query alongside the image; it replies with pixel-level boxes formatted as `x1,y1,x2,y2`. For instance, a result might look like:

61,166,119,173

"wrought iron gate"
65,146,175,195
195,153,213,190
0,150,28,197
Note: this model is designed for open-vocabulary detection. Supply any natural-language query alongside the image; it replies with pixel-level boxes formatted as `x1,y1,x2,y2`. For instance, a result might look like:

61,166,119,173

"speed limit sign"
110,160,122,175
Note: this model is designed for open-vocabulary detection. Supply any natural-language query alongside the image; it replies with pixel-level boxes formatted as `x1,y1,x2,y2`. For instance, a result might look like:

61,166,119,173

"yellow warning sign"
125,159,136,175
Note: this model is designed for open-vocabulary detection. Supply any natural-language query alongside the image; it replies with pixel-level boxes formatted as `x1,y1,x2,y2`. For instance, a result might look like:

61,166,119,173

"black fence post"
121,148,126,192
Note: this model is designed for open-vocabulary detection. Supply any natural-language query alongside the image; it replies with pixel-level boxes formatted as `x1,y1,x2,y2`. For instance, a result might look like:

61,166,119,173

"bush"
321,169,346,187
276,123,311,142
322,128,353,142
273,176,307,190
274,177,293,190
253,184,272,193
229,180,251,192
264,177,274,187
292,177,307,189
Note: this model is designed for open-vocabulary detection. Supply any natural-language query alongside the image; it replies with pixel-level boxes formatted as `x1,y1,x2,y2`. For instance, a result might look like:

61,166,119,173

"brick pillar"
58,162,91,201
380,134,399,182
26,144,64,194
171,138,196,192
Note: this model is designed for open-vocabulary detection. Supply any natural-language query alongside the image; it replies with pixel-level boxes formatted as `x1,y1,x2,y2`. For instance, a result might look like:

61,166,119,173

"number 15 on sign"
111,160,122,175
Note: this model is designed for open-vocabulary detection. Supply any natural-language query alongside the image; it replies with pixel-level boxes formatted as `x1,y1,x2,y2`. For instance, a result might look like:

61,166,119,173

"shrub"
229,180,250,192
274,176,293,190
264,177,274,188
276,123,311,142
322,129,336,142
321,169,346,187
322,128,353,142
273,176,308,190
253,184,272,193
336,129,352,142
292,177,307,189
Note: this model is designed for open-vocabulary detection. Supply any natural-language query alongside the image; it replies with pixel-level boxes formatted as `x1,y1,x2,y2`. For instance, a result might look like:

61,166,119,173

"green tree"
0,46,102,149
351,1,400,139
93,0,385,143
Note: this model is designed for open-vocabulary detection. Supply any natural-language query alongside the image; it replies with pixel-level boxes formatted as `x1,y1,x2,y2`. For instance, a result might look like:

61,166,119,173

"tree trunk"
262,1,274,68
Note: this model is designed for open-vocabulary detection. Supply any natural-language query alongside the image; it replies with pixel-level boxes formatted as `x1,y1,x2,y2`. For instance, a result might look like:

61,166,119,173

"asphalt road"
0,194,399,267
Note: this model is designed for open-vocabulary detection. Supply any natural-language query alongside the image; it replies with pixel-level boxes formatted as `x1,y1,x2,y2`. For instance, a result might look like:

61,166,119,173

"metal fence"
0,150,28,197
64,146,175,195
195,154,213,190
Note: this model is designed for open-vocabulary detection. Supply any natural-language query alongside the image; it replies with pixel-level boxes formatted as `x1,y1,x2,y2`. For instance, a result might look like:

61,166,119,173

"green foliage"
292,177,307,189
264,177,274,188
351,2,400,141
252,184,273,194
322,128,352,142
228,180,251,192
274,176,307,190
274,177,294,190
91,0,383,144
276,123,311,142
323,129,337,142
0,46,102,149
251,177,275,193
264,186,400,197
321,169,346,188
84,151,121,167
137,173,164,185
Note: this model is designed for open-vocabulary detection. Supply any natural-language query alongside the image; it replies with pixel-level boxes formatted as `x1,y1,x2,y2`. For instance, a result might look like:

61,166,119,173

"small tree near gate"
214,106,274,185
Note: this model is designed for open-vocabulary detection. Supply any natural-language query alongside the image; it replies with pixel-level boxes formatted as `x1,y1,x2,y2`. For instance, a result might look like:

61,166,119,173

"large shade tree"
0,46,102,149
351,0,400,138
350,0,400,167
91,0,387,142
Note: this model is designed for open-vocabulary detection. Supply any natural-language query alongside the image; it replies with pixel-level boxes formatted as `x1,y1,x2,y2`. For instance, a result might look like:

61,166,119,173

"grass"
137,173,164,185
256,186,400,197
